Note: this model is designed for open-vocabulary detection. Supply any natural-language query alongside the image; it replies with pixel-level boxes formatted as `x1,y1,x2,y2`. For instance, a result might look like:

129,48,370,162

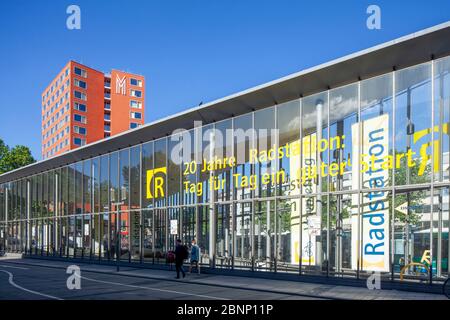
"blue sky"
0,0,449,160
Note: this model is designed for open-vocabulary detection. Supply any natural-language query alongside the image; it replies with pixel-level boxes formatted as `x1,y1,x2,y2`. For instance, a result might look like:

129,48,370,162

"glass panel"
68,216,75,257
61,167,68,216
198,205,210,265
21,220,27,253
0,185,4,222
168,207,180,250
68,165,75,215
329,84,358,192
0,223,5,253
100,155,109,212
303,91,328,194
154,138,167,207
182,130,197,205
214,119,234,201
142,142,154,209
36,219,42,254
182,207,196,250
254,200,275,271
395,62,432,185
48,218,55,255
143,209,154,262
74,215,82,257
216,204,233,268
130,146,141,210
92,158,100,213
83,215,92,258
361,74,394,162
100,213,110,260
60,217,67,257
37,175,43,218
110,152,119,211
110,213,118,260
119,211,130,261
434,56,450,182
91,215,100,258
277,199,297,273
168,135,181,207
254,107,276,198
119,149,129,206
199,125,213,204
277,100,300,197
83,160,91,214
393,188,431,280
233,114,254,201
154,208,167,262
75,162,83,214
235,201,252,269
433,187,449,277
48,172,55,217
329,193,354,275
300,196,323,274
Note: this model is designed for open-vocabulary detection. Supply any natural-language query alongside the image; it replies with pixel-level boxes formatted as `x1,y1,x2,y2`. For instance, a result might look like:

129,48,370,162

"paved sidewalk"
1,257,447,300
0,253,23,260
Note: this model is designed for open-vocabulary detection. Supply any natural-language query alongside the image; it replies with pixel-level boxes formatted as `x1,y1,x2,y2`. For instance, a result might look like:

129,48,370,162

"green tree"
0,138,35,174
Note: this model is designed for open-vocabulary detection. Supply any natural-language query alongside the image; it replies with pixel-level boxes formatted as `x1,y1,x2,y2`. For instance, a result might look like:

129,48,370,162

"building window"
74,126,86,135
74,79,87,89
74,66,87,78
131,112,142,119
130,122,140,129
74,102,87,112
130,100,142,109
130,78,142,87
74,114,86,124
74,90,87,101
130,90,142,98
73,137,86,146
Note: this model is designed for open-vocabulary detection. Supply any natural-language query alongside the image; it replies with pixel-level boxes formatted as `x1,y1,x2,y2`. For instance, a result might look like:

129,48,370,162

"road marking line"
0,270,63,300
79,275,229,300
0,264,30,270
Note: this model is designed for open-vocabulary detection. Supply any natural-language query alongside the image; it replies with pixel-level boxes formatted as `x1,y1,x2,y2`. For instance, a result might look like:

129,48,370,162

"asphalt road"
0,261,321,300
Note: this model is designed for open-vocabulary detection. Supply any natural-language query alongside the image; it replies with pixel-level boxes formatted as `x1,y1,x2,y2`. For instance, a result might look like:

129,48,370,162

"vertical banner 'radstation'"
290,134,318,265
351,114,390,272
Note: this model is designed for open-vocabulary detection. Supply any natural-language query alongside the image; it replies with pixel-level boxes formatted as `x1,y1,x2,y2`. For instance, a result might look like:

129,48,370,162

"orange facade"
41,61,145,159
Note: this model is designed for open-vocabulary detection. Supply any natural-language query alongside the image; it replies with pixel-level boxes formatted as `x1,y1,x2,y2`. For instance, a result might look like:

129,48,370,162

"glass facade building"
1,23,450,285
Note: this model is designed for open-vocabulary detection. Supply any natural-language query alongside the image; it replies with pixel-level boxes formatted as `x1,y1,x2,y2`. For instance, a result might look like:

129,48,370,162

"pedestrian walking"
174,239,188,279
189,239,201,274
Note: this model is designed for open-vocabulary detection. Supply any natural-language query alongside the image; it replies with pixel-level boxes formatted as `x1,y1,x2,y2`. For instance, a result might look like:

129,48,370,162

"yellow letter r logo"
146,167,167,199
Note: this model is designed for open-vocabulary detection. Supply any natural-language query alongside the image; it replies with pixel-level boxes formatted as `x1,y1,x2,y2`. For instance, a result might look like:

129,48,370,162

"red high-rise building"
41,61,145,159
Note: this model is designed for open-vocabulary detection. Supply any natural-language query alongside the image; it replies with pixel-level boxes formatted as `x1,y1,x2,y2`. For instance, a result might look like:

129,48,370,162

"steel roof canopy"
2,21,450,183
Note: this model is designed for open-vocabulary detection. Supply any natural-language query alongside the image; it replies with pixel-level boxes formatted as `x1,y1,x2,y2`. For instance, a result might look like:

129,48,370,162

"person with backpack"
174,239,188,279
189,238,200,274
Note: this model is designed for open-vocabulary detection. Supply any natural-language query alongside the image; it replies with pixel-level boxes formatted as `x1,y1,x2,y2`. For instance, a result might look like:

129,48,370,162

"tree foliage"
0,138,35,174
